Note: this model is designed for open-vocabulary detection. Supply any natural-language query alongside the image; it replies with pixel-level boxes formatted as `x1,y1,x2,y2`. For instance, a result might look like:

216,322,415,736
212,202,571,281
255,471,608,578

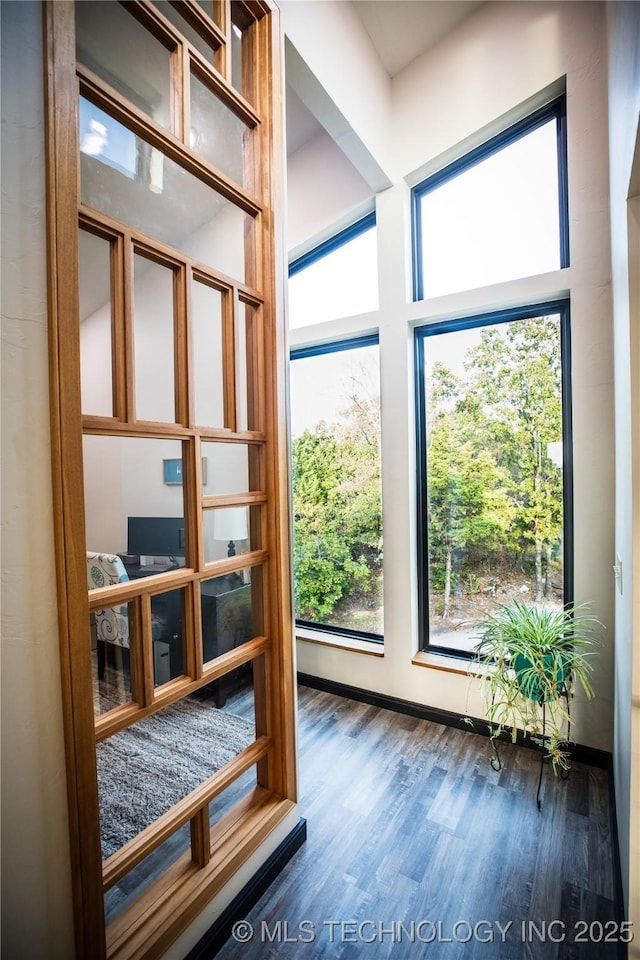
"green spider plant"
470,600,602,773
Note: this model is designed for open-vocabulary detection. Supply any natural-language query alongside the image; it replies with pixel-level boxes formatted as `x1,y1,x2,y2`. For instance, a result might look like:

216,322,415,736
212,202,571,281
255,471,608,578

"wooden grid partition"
44,2,297,958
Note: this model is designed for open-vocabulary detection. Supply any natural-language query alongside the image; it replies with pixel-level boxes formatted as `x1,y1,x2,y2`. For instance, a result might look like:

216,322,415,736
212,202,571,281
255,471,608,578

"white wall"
281,1,393,191
0,3,76,956
287,130,373,256
288,1,615,752
605,0,640,935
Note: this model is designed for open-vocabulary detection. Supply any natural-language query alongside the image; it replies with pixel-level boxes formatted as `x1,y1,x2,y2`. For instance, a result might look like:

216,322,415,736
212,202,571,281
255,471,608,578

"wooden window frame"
44,2,296,958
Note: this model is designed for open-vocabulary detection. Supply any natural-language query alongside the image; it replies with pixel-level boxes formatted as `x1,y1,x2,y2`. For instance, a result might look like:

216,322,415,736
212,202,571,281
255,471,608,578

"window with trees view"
415,303,572,656
290,338,383,640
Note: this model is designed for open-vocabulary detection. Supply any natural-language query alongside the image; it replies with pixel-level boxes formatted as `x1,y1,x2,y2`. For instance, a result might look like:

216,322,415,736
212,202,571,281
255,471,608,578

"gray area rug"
96,696,254,859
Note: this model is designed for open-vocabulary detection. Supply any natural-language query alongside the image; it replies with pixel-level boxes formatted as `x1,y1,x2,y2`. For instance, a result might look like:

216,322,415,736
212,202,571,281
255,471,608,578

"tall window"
288,213,378,328
290,338,383,640
415,303,572,657
412,96,568,301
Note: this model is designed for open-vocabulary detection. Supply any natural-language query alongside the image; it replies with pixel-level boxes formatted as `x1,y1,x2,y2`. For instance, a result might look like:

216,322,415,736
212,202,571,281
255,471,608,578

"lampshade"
213,507,249,542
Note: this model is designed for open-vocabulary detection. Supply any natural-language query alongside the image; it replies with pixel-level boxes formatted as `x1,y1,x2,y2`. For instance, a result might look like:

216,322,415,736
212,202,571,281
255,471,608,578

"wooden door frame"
43,3,297,957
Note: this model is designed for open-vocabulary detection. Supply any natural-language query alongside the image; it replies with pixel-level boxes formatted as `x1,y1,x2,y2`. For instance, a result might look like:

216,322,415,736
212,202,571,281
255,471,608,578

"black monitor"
127,516,185,558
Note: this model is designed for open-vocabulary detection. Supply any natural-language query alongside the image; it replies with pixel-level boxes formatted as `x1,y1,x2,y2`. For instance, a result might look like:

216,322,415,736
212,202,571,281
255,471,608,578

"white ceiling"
285,0,483,156
353,0,484,78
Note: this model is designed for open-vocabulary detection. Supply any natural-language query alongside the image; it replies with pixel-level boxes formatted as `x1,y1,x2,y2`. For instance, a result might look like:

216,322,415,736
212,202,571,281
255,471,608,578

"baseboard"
297,672,611,769
185,818,307,960
607,767,629,960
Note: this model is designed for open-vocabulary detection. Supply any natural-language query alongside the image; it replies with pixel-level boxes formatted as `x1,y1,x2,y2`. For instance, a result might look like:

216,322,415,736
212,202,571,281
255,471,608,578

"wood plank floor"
215,684,622,960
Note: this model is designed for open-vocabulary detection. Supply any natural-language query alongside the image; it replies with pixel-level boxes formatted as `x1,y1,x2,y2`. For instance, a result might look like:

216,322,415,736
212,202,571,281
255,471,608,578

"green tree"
291,380,382,622
465,318,563,600
427,402,512,618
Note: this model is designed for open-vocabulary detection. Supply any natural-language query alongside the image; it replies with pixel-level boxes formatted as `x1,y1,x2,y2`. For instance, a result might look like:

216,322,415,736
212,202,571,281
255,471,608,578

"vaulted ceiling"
285,0,484,156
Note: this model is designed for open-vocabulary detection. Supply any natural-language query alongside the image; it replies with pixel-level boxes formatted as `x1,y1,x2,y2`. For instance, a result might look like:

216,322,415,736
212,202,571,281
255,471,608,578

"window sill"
412,650,472,676
296,626,384,657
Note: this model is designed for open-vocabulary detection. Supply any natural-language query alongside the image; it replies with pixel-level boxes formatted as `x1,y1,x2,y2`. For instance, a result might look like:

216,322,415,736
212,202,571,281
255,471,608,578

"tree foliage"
426,316,564,610
292,381,382,622
292,316,564,626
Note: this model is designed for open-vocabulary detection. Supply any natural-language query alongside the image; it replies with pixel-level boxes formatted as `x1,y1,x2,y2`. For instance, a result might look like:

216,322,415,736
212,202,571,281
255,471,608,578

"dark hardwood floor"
215,684,622,959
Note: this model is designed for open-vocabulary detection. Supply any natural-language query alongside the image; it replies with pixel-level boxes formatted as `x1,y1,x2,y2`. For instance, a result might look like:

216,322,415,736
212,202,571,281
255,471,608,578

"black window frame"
411,95,569,302
414,299,574,659
290,334,384,644
289,210,376,278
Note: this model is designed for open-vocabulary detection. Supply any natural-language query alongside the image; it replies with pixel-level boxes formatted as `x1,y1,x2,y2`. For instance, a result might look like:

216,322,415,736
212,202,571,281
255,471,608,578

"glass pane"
134,254,175,423
196,0,215,19
236,300,261,432
90,601,135,717
422,314,564,654
190,70,246,184
230,18,243,96
104,822,191,924
192,280,225,428
201,566,256,666
288,225,378,329
150,587,187,683
80,97,250,280
76,1,172,130
152,1,215,63
200,441,256,494
290,343,383,635
83,435,185,564
209,766,257,829
203,505,259,563
79,228,112,417
95,689,255,858
418,121,561,299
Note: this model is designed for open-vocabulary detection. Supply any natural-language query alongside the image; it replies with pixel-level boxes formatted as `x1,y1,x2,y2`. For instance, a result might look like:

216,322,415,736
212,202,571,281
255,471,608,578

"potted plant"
469,600,601,801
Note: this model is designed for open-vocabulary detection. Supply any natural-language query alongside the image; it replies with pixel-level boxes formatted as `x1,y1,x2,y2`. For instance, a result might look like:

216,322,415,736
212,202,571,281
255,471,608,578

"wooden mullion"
88,572,197,612
192,579,204,681
140,594,155,706
170,21,185,140
123,235,136,422
110,233,128,420
190,52,259,129
82,417,194,438
177,40,189,144
170,0,227,48
121,0,182,51
80,203,263,301
190,808,211,869
131,239,185,271
251,5,297,802
213,0,229,80
182,437,203,676
106,794,293,960
174,263,189,425
243,299,264,433
201,547,267,578
44,2,107,957
182,580,197,681
201,490,266,508
95,635,270,742
181,437,202,567
222,288,237,431
127,597,145,708
185,264,196,430
253,649,270,787
77,65,261,217
102,736,272,890
199,426,267,442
